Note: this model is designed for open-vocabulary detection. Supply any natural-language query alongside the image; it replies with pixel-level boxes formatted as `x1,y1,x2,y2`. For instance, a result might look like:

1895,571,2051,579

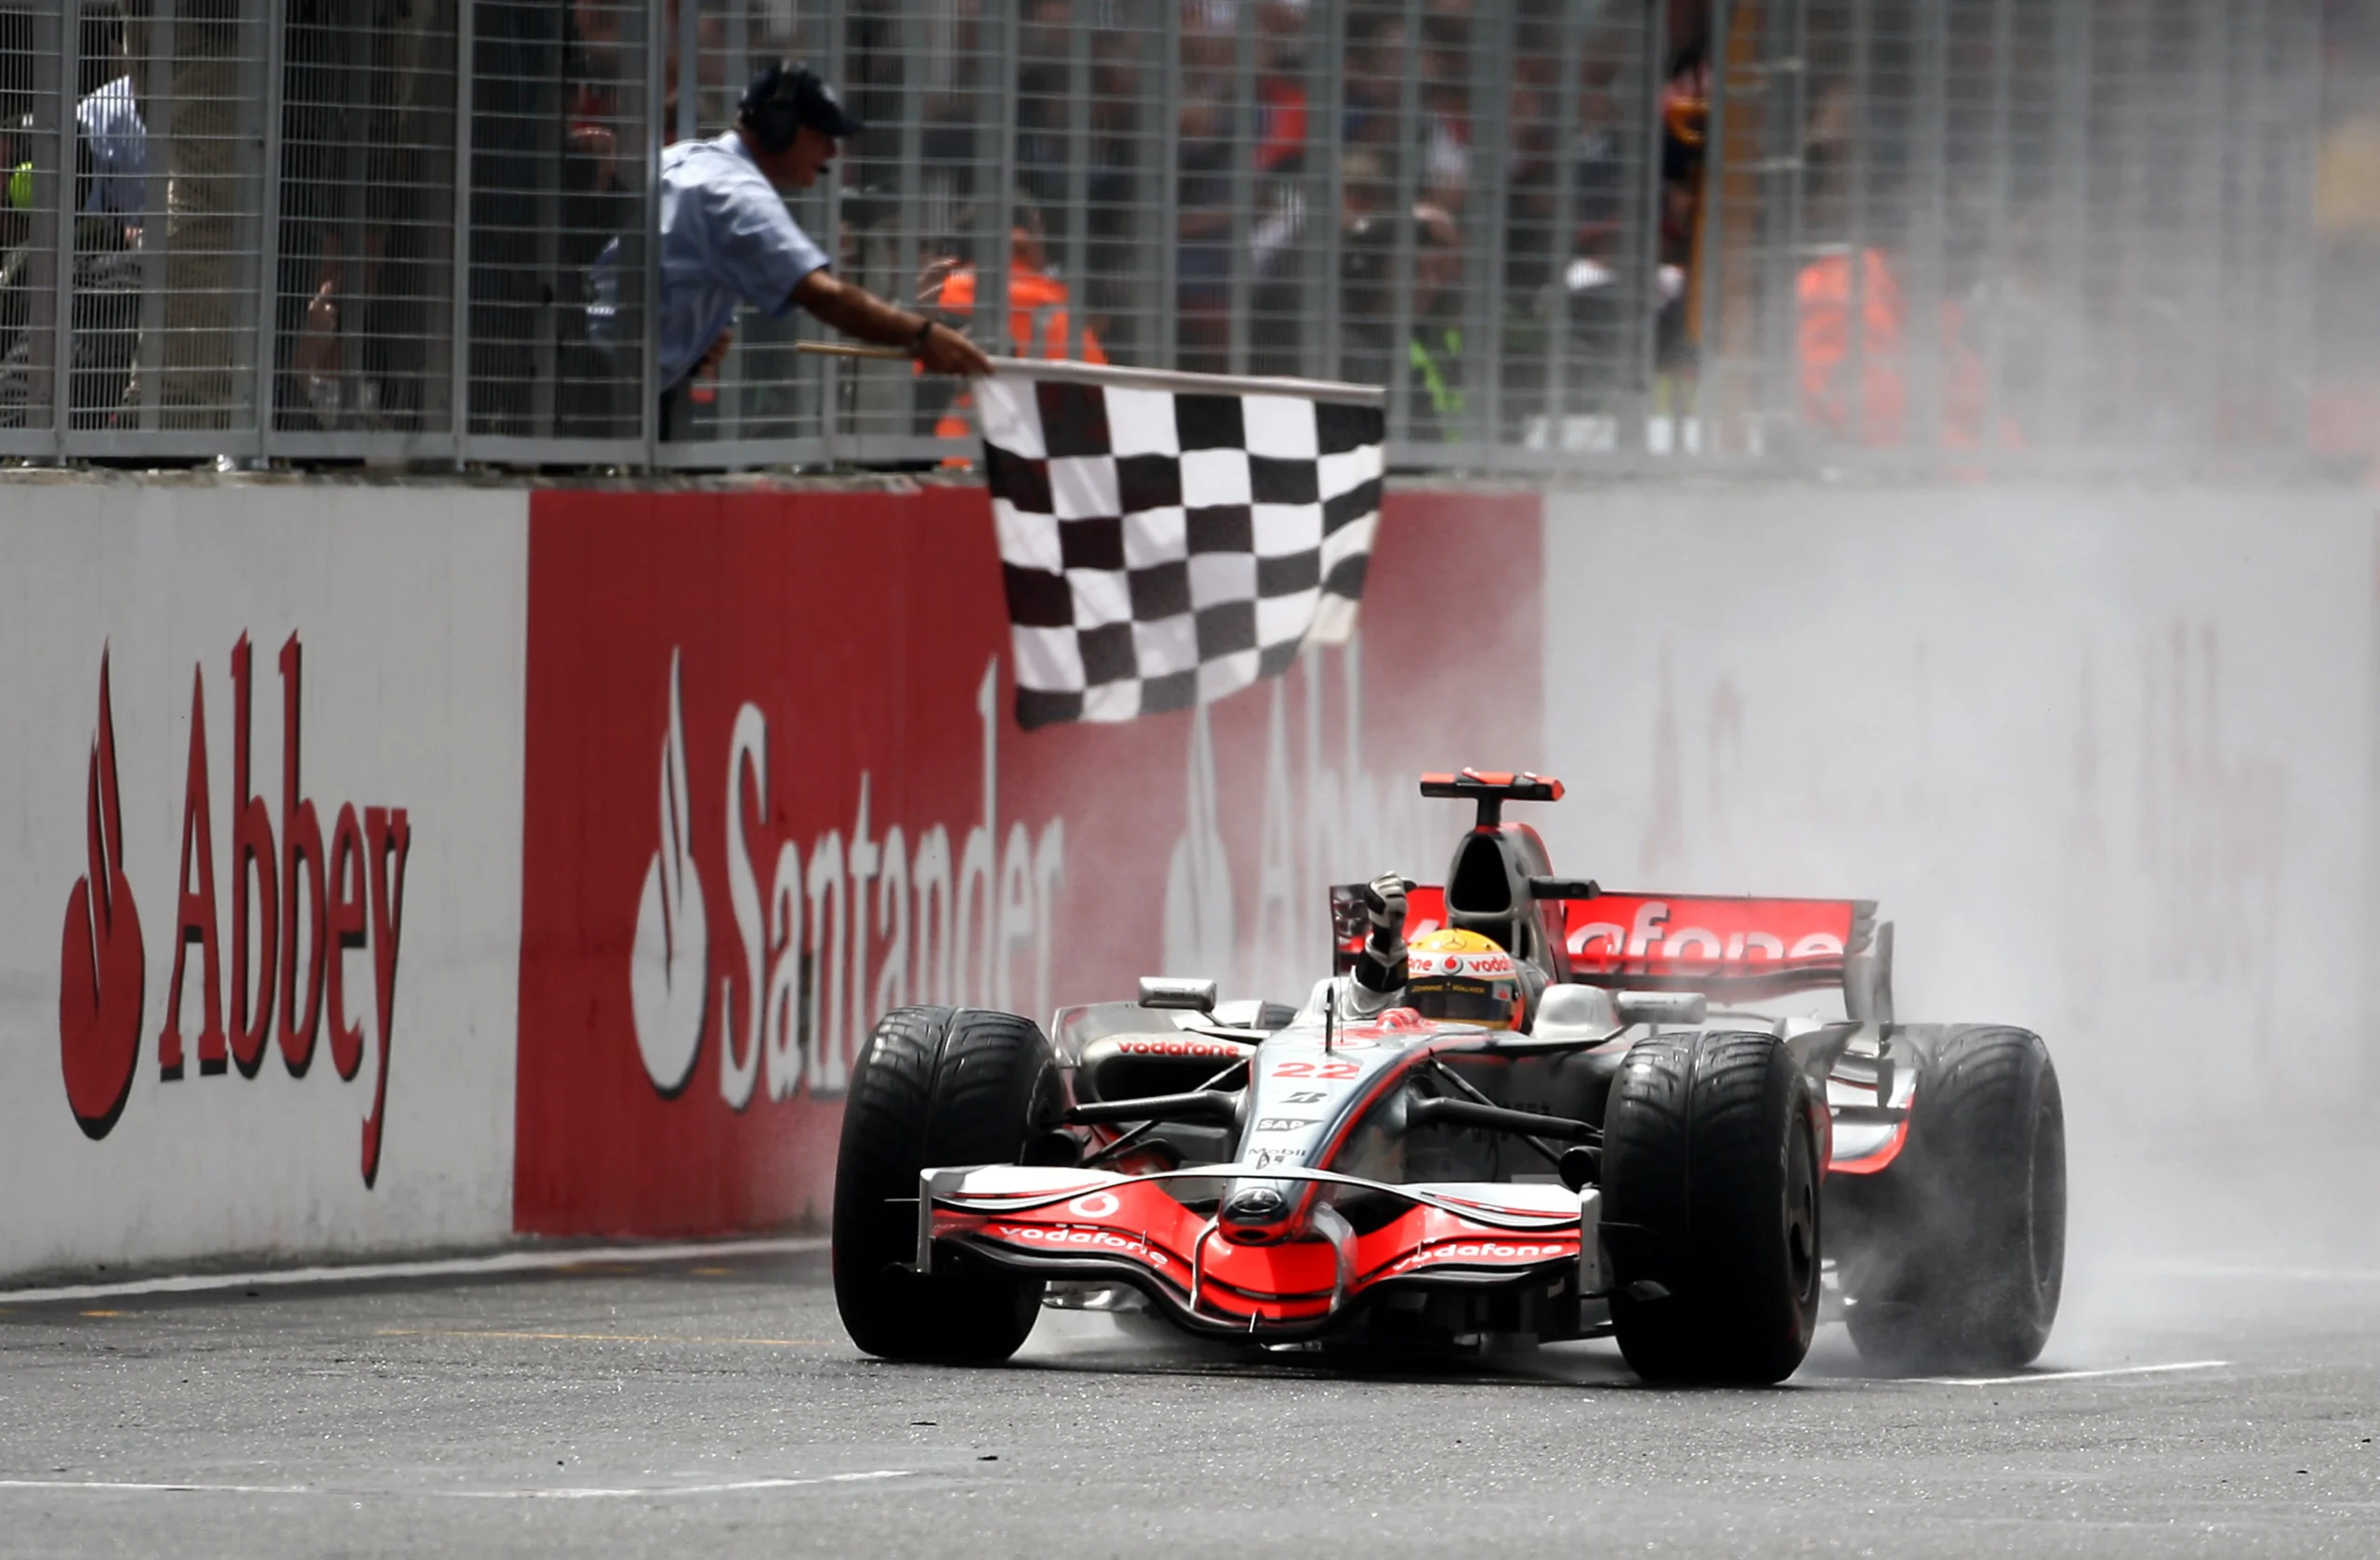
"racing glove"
1352,872,1411,995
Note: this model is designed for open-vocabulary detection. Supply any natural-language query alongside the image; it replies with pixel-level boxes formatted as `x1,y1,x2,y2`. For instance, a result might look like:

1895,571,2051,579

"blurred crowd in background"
0,0,2363,469
2320,0,2380,472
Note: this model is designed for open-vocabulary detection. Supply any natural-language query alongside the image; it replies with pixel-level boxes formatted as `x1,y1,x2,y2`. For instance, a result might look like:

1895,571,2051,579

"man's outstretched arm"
790,269,992,376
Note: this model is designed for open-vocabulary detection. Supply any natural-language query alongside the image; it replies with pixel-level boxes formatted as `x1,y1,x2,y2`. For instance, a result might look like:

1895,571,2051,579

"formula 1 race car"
831,770,2066,1383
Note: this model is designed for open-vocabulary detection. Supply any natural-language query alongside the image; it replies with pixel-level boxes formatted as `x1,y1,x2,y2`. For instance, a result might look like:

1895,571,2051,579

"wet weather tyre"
1844,1025,2065,1373
832,1005,1063,1364
1601,1030,1825,1385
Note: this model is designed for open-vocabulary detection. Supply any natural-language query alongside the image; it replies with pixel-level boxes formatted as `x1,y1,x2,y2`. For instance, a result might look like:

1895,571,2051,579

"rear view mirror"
1614,991,1707,1027
1138,976,1218,1013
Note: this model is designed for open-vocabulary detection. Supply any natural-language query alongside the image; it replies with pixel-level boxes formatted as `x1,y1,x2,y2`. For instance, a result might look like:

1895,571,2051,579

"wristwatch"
910,317,936,357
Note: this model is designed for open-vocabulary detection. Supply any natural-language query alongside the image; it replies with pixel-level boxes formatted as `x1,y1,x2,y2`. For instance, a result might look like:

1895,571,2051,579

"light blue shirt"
657,132,829,387
77,74,145,217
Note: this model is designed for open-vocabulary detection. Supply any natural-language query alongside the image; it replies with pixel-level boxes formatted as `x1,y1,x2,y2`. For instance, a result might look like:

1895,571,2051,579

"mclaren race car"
831,770,2066,1383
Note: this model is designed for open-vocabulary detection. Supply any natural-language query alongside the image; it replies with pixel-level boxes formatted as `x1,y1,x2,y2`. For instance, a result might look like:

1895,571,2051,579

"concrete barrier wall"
1536,483,2380,1126
0,484,529,1281
0,480,1539,1275
6,474,2366,1280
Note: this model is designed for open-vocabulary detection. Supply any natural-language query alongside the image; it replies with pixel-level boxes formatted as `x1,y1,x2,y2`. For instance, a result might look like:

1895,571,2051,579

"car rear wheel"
1843,1024,2066,1373
832,1005,1062,1364
1601,1029,1824,1384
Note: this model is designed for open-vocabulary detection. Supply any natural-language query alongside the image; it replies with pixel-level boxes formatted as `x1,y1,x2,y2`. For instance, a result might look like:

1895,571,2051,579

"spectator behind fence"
1796,245,1995,449
1337,191,1465,434
921,200,1105,446
0,11,143,429
77,73,143,224
656,60,987,440
1405,200,1465,441
121,0,245,428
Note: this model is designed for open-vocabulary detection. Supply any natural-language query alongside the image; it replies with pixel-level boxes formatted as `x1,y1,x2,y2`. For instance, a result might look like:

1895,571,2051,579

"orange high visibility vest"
1797,248,1999,450
932,262,1107,443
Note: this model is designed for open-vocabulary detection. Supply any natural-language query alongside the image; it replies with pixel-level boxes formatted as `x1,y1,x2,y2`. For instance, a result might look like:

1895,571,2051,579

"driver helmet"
1405,928,1525,1030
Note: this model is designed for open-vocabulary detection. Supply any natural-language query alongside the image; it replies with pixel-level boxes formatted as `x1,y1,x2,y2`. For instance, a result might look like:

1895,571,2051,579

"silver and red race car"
831,770,2066,1382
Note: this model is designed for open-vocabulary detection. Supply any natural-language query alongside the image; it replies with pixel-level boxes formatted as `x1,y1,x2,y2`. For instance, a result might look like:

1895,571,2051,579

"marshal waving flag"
974,363,1386,729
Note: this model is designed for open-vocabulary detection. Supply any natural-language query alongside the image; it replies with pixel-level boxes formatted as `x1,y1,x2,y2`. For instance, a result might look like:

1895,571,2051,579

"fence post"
1314,0,1346,385
47,0,77,453
2278,0,2319,445
1624,0,1669,454
133,0,175,433
1383,0,1422,449
1224,0,1255,377
641,0,665,469
1838,0,1869,450
1540,0,1585,443
1472,0,1514,450
1980,0,2014,449
1905,0,1949,461
822,0,849,466
1753,0,1806,445
2046,0,2092,451
893,0,921,441
1157,0,1180,370
449,0,474,464
1064,0,1090,361
1692,0,1731,456
986,0,1019,372
253,0,289,462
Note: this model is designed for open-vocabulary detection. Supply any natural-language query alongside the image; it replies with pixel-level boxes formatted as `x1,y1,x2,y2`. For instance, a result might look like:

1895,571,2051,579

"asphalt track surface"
5,1145,2377,1557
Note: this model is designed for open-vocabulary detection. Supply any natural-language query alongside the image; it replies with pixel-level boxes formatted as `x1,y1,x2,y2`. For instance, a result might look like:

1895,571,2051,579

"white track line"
2130,1261,2380,1283
0,1470,912,1500
1923,1359,2229,1388
0,1236,828,1307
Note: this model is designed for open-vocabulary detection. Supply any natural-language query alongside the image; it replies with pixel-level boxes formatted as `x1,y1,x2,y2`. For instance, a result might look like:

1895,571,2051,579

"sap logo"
60,639,412,1184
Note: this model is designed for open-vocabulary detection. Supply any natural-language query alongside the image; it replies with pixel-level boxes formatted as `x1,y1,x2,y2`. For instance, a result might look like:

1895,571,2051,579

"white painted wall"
0,482,529,1281
1539,483,2380,1130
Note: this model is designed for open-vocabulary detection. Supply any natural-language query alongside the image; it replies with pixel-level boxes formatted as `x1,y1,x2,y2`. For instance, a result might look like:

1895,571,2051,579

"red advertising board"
513,484,1542,1236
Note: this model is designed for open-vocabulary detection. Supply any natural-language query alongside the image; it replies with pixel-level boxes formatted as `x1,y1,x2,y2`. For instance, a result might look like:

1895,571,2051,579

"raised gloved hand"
1359,872,1409,937
1352,872,1412,994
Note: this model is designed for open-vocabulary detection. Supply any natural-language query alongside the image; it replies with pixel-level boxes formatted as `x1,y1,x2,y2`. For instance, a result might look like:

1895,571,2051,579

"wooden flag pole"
793,340,913,362
788,341,1386,407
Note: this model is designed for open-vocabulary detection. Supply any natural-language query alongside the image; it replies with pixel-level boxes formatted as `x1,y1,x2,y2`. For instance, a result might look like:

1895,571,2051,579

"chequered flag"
977,372,1384,730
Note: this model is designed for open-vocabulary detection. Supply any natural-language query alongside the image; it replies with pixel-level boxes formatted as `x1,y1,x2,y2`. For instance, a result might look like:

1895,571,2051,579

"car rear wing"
1334,883,1891,1013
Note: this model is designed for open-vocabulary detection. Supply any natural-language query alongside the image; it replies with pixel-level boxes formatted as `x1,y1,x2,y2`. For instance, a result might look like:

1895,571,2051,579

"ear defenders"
738,61,802,152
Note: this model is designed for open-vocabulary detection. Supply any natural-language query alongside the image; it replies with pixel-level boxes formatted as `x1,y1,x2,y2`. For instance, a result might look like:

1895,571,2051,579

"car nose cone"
1219,1184,1294,1243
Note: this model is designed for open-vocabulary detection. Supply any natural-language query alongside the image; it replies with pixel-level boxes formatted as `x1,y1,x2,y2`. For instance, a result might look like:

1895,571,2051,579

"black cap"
739,60,863,150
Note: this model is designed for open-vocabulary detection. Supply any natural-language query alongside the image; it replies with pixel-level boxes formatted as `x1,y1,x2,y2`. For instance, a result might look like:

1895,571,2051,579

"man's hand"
1359,872,1411,937
917,323,993,377
914,254,963,306
1351,871,1412,997
699,329,734,373
791,268,992,376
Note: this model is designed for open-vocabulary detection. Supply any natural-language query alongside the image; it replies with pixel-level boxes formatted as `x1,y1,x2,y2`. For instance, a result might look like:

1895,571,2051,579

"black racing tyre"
1843,1025,2065,1373
1601,1030,1825,1385
832,1005,1063,1364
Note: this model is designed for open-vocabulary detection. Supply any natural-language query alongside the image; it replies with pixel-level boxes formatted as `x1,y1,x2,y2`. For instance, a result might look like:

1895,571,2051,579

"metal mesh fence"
0,0,2333,473
1696,0,2320,467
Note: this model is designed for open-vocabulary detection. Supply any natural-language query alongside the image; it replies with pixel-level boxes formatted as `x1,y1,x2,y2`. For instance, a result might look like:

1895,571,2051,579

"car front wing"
920,1164,1601,1339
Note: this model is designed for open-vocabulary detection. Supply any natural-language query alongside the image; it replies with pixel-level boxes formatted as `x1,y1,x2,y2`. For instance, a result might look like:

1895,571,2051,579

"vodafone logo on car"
1112,1037,1247,1059
986,1221,1170,1269
56,636,413,1185
1385,1237,1573,1276
1565,896,1849,972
